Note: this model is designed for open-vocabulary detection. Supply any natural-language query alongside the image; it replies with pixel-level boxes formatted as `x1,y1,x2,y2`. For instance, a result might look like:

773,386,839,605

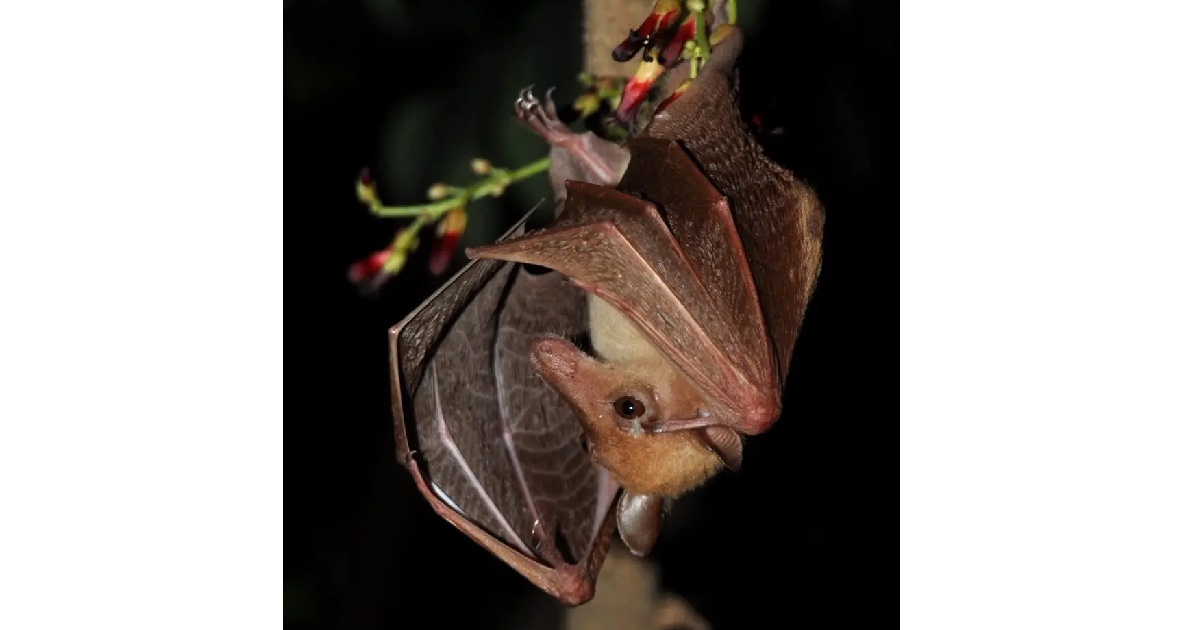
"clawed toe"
542,87,558,120
513,84,575,147
513,85,564,126
514,85,538,116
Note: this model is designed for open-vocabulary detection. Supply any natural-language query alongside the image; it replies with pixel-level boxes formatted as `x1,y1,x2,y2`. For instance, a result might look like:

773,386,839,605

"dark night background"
287,1,897,628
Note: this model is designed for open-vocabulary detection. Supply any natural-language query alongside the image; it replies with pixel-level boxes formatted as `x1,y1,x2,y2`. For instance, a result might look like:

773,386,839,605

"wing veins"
431,363,533,556
491,312,559,564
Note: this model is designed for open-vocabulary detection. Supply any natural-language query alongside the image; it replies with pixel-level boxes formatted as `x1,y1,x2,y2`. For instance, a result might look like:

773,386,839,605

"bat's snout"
528,337,583,382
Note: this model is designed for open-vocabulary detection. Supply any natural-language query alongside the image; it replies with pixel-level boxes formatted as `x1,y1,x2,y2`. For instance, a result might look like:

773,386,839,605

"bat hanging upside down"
390,25,824,604
525,293,747,555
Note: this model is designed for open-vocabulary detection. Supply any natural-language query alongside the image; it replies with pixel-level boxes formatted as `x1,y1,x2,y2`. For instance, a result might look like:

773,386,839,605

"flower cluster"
347,171,464,292
347,156,548,293
347,1,737,293
609,0,737,123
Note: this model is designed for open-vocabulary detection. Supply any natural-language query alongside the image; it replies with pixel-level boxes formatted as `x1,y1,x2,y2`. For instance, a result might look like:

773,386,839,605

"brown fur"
526,295,725,497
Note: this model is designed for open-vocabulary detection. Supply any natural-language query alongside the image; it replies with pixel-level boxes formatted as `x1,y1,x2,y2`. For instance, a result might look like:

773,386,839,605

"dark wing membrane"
615,137,775,394
642,27,825,381
468,181,781,434
390,220,620,605
546,132,631,202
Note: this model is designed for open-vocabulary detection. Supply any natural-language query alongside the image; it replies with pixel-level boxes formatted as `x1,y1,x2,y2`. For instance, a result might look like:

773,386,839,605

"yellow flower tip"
654,0,683,16
685,0,706,13
470,158,492,175
382,250,408,276
438,207,468,237
426,182,451,200
632,55,666,83
356,176,379,207
392,223,423,253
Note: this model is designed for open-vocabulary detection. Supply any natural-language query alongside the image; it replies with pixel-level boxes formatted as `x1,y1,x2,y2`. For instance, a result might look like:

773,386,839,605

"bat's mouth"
615,412,745,472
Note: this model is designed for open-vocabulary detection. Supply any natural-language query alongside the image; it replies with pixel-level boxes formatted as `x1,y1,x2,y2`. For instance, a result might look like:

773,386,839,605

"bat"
387,93,628,605
389,25,824,605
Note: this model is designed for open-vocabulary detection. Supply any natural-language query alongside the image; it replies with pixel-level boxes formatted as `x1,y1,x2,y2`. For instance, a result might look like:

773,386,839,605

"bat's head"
528,336,740,497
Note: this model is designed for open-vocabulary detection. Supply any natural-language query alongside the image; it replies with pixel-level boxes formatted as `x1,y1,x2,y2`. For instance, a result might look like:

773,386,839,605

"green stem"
370,156,551,219
509,156,552,182
395,214,433,244
373,196,457,219
689,1,710,73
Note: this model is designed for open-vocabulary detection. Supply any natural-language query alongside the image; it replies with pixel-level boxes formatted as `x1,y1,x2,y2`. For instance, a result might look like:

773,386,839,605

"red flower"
611,0,683,63
615,55,669,123
428,207,468,276
347,248,395,294
612,10,697,123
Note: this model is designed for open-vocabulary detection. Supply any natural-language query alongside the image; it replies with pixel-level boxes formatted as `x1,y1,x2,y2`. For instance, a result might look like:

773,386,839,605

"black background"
286,1,896,628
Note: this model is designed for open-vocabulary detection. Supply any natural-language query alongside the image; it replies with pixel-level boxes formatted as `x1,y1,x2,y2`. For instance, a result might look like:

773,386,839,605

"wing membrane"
391,218,620,605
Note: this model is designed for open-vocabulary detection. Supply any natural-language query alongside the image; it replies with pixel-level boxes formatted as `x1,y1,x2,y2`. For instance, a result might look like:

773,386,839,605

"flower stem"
688,0,710,76
370,156,551,219
509,156,553,182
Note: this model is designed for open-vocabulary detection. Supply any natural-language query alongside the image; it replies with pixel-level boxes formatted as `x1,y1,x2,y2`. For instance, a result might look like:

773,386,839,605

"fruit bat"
389,26,824,605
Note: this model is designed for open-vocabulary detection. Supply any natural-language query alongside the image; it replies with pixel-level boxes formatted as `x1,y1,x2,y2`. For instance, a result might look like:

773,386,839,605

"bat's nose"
528,337,581,381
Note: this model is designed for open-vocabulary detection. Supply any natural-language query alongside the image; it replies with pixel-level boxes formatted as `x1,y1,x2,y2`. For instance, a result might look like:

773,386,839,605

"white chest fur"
587,294,662,365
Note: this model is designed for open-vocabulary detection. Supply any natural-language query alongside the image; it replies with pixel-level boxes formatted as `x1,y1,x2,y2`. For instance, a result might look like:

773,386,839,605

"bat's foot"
514,85,630,188
514,86,576,148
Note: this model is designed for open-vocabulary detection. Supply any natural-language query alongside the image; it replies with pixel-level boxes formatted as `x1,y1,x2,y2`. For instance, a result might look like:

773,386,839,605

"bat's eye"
613,396,646,419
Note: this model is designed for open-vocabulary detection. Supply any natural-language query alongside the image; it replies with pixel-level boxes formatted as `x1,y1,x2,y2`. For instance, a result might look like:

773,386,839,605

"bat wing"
467,165,782,435
469,27,824,436
391,215,621,605
642,25,826,383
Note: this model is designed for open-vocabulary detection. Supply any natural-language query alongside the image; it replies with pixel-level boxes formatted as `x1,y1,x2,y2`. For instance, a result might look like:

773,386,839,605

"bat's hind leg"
514,86,574,148
514,86,630,188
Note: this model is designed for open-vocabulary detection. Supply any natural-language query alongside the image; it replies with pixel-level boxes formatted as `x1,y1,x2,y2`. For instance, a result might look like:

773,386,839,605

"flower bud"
470,158,492,175
356,171,380,207
426,182,451,200
382,250,408,276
